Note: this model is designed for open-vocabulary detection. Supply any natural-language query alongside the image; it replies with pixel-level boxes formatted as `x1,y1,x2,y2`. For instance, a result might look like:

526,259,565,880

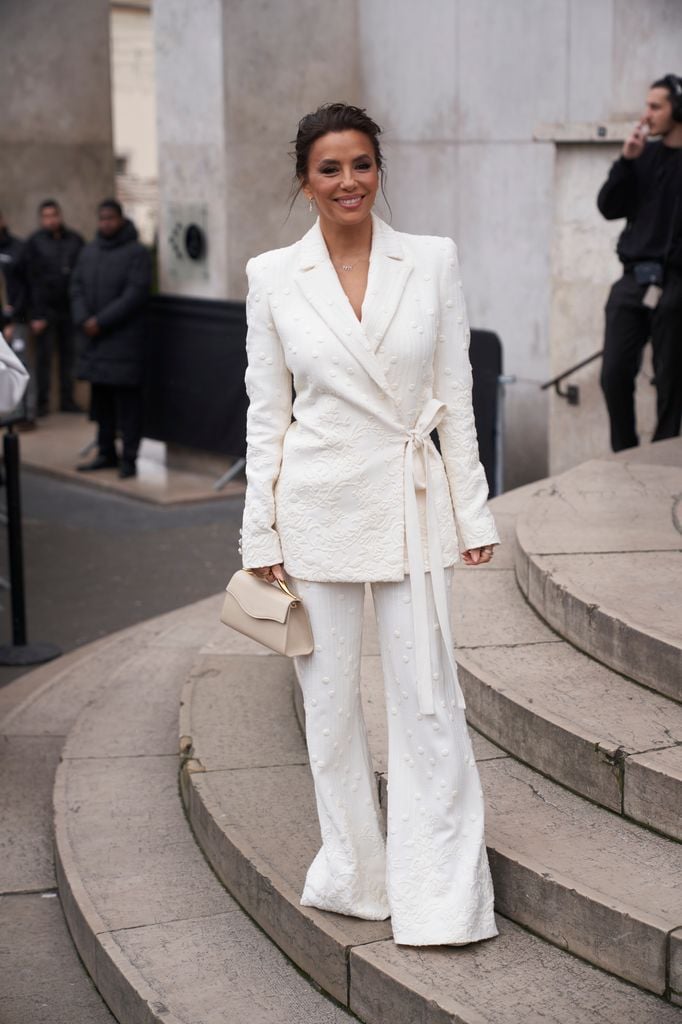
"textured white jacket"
241,212,499,588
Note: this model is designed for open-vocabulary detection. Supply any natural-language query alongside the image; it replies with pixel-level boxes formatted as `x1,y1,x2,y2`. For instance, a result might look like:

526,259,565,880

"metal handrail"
540,349,603,405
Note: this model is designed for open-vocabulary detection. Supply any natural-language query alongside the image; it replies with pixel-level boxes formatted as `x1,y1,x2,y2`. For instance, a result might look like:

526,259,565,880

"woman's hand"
250,563,286,583
462,545,495,566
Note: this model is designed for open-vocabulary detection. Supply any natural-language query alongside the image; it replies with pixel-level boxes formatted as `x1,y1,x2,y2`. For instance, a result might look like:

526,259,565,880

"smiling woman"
237,101,500,949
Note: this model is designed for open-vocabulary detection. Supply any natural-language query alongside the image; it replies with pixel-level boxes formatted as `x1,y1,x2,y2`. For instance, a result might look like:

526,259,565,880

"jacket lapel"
294,213,413,406
360,214,414,352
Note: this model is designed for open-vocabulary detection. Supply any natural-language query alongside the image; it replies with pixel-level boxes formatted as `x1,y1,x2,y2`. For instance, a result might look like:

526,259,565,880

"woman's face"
302,130,379,229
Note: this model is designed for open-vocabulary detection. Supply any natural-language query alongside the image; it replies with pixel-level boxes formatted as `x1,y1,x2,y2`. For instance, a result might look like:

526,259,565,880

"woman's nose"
340,170,357,189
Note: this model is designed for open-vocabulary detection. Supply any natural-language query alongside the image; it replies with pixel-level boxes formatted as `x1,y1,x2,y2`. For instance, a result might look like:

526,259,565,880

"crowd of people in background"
0,198,151,479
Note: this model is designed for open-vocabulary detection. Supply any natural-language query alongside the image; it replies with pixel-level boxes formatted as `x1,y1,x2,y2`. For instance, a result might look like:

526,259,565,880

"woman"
240,103,499,946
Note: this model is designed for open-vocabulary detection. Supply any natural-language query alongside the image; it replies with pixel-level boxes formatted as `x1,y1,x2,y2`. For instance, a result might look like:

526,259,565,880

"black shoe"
118,461,137,479
60,399,84,414
77,454,118,472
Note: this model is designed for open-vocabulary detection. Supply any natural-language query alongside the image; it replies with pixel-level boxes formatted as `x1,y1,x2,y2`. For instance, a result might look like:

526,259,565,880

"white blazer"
241,213,499,713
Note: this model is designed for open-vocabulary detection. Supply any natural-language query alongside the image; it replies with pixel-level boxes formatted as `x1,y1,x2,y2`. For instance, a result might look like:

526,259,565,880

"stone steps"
182,649,682,1010
451,563,682,841
52,607,356,1024
48,438,682,1022
513,457,682,702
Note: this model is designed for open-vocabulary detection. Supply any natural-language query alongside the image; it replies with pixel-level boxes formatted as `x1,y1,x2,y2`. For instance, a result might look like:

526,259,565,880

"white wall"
153,0,359,300
357,0,682,487
110,3,158,243
0,0,114,238
151,0,682,485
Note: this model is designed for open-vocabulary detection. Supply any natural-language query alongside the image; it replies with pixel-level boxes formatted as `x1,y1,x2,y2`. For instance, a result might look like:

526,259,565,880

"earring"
308,197,313,214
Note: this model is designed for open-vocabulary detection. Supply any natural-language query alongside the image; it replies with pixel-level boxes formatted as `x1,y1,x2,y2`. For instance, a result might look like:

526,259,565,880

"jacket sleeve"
434,238,500,553
597,156,637,220
25,237,48,319
69,251,90,326
94,247,151,331
240,256,293,569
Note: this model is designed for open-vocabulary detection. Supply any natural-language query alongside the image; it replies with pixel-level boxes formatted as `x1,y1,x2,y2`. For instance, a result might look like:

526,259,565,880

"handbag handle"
244,569,301,606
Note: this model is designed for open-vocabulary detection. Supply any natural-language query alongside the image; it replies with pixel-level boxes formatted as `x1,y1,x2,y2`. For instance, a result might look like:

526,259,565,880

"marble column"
153,0,359,301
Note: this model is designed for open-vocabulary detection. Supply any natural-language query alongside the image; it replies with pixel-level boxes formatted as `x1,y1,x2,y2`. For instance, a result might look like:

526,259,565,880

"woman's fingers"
462,546,495,566
251,564,286,582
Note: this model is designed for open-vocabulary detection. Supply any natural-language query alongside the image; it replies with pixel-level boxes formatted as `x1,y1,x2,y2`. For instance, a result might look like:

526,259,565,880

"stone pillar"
0,0,114,237
153,0,359,302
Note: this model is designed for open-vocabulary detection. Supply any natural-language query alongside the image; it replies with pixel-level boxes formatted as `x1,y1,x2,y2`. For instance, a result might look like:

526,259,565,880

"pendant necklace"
335,254,370,272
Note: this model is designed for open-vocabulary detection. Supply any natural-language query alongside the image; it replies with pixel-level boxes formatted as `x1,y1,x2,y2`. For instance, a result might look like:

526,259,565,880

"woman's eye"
320,166,338,175
355,162,372,170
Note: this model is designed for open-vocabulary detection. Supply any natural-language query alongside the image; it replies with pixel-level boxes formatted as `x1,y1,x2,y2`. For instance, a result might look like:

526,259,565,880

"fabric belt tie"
404,398,466,716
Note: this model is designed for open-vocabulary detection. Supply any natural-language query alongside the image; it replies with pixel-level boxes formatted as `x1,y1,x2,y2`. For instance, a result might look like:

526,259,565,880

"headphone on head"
661,73,682,122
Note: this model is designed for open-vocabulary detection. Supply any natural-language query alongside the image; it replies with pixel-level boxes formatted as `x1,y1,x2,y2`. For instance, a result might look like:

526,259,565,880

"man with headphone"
597,74,682,451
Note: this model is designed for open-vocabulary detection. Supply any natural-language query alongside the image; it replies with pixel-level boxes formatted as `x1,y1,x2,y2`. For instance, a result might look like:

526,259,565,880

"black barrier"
0,425,61,666
469,330,503,496
143,297,503,492
144,295,248,456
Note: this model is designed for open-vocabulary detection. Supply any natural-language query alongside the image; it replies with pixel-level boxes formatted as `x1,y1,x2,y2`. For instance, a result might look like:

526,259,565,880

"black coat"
25,226,83,318
0,229,27,322
71,220,152,389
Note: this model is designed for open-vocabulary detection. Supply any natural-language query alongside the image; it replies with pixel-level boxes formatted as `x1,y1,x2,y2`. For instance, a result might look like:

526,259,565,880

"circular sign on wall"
184,223,206,262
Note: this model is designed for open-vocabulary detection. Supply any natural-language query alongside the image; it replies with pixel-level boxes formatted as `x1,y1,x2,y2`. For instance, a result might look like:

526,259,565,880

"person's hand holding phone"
623,118,649,160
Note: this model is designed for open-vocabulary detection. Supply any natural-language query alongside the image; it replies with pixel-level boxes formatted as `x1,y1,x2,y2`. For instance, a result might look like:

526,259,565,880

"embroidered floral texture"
240,214,499,580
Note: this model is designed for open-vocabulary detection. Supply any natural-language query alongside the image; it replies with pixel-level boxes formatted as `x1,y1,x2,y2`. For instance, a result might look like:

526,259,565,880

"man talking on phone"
597,74,682,451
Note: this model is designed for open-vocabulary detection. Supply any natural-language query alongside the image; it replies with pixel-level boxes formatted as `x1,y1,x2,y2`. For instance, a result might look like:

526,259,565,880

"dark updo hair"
290,102,388,210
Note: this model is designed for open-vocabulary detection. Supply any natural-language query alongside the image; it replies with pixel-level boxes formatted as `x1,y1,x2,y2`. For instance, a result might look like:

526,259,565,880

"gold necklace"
334,253,370,272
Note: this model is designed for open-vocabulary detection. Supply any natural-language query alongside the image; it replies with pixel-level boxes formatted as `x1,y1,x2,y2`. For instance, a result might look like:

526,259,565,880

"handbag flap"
226,571,294,624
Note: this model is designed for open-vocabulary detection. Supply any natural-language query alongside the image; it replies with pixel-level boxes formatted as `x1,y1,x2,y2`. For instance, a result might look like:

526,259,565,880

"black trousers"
91,383,142,464
36,314,76,410
601,271,682,451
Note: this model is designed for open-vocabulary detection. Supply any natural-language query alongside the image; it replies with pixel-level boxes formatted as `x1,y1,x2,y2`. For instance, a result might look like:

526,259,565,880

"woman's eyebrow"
317,153,373,167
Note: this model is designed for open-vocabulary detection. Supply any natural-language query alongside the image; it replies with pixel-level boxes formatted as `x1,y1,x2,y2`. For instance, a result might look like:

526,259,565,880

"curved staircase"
47,437,682,1021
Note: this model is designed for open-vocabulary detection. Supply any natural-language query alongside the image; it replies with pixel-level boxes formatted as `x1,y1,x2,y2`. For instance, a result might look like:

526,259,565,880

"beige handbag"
220,569,314,656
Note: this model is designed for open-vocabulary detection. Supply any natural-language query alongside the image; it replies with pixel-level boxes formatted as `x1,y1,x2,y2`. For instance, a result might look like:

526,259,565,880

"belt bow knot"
403,399,466,715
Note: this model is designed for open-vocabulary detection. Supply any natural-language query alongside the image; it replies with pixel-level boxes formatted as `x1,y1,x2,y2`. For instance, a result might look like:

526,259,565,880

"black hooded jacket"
25,226,83,318
71,219,152,388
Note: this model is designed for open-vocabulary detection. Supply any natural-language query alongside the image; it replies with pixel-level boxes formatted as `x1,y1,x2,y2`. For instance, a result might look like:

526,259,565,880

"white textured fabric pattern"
241,212,499,582
292,569,498,946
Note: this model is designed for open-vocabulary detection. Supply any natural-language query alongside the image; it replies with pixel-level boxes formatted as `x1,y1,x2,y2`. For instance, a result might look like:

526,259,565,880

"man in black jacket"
72,199,152,479
597,74,682,451
25,199,83,415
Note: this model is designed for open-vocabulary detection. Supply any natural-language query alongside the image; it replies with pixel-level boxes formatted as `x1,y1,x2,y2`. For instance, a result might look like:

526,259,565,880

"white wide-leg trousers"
291,569,498,946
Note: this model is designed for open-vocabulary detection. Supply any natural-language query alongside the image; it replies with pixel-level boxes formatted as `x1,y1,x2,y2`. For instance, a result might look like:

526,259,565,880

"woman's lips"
335,195,364,209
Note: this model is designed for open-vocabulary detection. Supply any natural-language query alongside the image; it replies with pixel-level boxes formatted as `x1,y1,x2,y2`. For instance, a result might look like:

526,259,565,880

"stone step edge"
51,648,358,1024
453,644,681,843
54,754,189,1024
294,670,679,997
182,664,680,1001
513,529,681,705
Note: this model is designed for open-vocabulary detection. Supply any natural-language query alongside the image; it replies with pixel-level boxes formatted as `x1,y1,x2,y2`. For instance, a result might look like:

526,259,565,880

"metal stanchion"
0,424,61,666
214,456,246,491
